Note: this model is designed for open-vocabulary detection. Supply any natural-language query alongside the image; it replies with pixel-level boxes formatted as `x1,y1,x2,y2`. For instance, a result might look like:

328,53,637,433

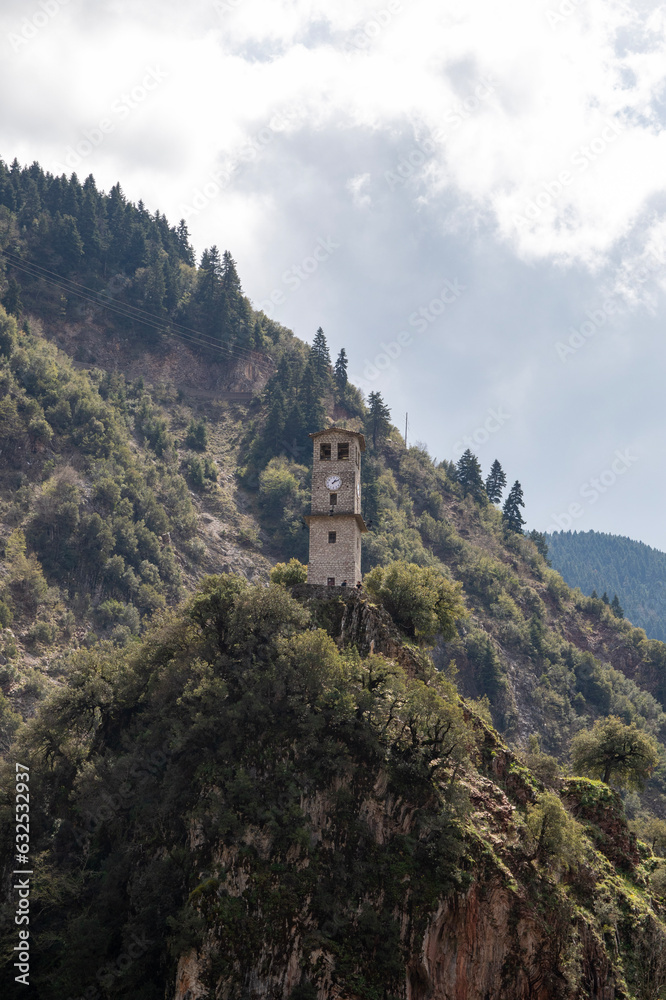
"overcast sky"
3,0,666,548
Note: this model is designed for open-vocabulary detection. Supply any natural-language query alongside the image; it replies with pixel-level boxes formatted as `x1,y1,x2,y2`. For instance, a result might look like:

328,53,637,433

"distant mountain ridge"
546,529,666,641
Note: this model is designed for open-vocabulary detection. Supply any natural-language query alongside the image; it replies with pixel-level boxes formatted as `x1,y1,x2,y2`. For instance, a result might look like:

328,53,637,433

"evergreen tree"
176,220,195,265
602,591,610,605
527,530,551,564
53,213,84,267
334,347,348,394
367,391,391,448
591,589,599,600
502,480,525,533
310,328,332,387
2,277,22,318
611,594,624,618
299,356,327,432
485,459,507,504
456,449,487,503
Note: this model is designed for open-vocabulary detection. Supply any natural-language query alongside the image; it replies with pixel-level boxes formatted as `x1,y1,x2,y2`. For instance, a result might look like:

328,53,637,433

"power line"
0,248,275,377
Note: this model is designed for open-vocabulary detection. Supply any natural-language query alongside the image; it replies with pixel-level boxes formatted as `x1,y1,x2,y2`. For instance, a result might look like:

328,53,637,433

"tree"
270,559,308,586
311,327,331,377
363,561,467,643
485,459,506,504
2,276,22,318
602,591,610,605
185,418,208,452
570,716,659,790
367,391,391,449
334,348,348,395
524,791,585,870
611,594,624,618
528,530,550,563
455,449,487,503
502,480,525,533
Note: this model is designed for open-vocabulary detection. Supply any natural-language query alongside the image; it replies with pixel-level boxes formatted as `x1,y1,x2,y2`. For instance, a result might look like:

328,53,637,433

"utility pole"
405,412,408,449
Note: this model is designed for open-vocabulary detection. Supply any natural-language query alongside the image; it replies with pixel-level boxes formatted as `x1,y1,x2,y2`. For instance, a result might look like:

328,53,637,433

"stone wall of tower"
307,515,362,586
310,429,362,515
306,427,365,586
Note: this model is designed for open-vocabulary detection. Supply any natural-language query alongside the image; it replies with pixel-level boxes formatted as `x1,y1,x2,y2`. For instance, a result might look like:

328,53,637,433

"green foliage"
485,458,506,504
366,390,391,448
524,733,562,786
270,558,308,586
185,454,218,488
184,417,208,451
364,560,467,643
0,575,474,996
547,529,666,640
524,791,586,870
456,449,487,504
570,716,660,790
502,480,525,533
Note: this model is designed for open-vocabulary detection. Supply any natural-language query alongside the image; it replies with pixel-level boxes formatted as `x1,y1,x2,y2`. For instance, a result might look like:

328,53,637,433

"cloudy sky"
3,0,666,549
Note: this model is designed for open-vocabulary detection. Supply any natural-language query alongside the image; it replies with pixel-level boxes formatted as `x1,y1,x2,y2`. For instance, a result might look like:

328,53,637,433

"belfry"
305,427,367,586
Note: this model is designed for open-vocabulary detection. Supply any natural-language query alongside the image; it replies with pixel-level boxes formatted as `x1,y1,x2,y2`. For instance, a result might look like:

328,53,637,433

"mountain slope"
547,529,666,641
5,159,666,997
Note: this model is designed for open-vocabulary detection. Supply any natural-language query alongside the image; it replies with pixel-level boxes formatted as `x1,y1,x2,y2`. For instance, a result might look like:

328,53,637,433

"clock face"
326,475,342,491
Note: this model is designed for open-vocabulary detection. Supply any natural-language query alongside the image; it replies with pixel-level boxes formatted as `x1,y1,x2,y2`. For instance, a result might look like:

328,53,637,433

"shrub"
184,418,208,451
270,559,308,587
364,560,467,643
570,716,659,790
524,791,585,870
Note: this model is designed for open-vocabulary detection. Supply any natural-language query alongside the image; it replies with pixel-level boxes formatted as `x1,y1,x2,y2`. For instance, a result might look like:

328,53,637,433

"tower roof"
309,427,366,451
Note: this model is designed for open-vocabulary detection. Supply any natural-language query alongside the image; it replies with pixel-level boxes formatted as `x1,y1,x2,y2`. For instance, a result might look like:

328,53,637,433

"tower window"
320,443,331,460
328,531,337,543
329,493,337,505
337,442,349,460
327,577,335,586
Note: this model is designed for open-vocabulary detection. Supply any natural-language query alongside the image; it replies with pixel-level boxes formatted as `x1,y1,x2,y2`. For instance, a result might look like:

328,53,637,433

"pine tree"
590,589,599,600
2,277,22,318
176,220,195,265
485,459,507,504
602,591,610,605
310,328,332,384
502,480,525,533
367,391,391,448
456,449,487,503
334,347,348,394
611,594,624,618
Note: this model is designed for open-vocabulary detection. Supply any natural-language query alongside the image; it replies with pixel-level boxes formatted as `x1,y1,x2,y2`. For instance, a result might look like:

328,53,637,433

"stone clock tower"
305,427,367,586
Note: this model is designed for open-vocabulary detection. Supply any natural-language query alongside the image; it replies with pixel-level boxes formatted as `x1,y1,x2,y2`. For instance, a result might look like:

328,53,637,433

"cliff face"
158,594,662,1000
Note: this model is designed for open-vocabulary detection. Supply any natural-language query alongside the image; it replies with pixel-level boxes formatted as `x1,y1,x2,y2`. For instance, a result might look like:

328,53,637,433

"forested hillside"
547,529,666,642
4,159,666,998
